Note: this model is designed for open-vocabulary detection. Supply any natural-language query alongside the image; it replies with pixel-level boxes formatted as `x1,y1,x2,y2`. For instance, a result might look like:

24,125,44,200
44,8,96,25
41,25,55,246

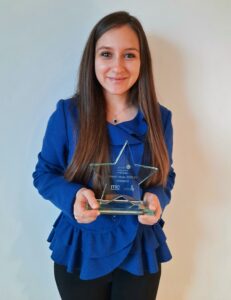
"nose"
111,55,125,73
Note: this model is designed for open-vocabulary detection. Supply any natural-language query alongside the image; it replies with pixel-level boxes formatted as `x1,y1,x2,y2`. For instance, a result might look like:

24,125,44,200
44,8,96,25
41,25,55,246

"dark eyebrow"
125,47,140,52
96,46,140,53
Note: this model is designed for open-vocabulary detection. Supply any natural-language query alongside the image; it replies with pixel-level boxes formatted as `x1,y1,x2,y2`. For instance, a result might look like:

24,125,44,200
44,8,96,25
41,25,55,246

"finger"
75,190,97,211
144,193,161,214
138,214,159,225
74,208,100,223
149,203,157,211
147,205,161,220
147,195,157,208
139,213,159,223
81,209,100,219
75,194,87,212
77,217,98,224
82,189,99,209
76,209,100,220
143,199,156,214
74,196,100,217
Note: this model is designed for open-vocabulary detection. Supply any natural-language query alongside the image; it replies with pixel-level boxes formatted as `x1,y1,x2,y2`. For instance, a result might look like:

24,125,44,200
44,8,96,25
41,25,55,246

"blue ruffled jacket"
32,98,176,280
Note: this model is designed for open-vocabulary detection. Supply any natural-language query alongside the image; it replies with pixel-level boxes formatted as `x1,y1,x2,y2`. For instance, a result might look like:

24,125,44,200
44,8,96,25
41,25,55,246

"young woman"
33,11,176,300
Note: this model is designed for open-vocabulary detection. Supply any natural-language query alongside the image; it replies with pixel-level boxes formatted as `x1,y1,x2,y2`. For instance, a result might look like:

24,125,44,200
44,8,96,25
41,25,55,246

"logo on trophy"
88,141,158,215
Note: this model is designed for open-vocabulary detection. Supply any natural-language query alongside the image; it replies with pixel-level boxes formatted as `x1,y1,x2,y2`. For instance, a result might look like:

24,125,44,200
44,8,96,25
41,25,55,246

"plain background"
1,0,231,299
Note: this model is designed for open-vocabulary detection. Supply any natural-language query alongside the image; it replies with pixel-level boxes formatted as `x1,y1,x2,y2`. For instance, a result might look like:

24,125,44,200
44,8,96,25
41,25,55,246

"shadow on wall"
148,35,218,300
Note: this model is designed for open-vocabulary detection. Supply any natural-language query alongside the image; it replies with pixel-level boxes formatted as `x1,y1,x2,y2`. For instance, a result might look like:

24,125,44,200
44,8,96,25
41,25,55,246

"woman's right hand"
73,188,100,223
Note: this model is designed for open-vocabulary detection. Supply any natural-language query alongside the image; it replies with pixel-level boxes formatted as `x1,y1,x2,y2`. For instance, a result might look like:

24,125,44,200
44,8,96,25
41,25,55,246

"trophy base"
87,199,155,216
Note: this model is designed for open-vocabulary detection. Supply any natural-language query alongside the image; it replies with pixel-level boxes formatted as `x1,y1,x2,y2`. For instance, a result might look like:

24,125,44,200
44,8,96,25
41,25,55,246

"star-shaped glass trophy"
88,141,158,215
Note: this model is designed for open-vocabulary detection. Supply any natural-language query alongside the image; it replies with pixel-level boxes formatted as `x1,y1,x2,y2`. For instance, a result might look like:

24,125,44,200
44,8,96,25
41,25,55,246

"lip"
107,77,127,81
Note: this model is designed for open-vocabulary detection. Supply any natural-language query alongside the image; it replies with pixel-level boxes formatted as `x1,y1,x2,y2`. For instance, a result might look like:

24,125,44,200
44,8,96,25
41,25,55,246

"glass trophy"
88,141,158,215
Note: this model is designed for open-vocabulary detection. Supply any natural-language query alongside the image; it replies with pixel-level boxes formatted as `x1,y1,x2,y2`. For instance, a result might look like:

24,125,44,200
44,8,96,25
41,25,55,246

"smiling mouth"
108,77,127,81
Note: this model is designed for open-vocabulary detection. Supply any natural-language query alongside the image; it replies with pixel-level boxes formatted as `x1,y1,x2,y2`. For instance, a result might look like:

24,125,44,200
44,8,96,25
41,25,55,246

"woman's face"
95,25,141,101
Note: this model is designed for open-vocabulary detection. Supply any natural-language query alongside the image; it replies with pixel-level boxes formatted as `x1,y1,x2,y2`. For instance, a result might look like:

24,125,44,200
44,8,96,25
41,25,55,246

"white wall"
1,0,230,299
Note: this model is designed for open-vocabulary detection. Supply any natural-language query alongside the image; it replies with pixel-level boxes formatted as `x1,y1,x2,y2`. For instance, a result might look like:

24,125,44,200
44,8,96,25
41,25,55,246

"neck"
104,93,138,125
104,93,129,111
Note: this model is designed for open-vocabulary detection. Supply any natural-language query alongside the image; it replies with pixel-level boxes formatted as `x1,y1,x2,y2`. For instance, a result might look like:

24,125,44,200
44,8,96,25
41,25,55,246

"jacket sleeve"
144,109,176,212
32,99,84,218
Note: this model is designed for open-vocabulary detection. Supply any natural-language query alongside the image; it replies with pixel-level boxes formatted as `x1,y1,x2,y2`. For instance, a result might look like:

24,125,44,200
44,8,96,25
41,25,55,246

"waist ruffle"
47,213,171,280
119,221,172,276
47,213,138,279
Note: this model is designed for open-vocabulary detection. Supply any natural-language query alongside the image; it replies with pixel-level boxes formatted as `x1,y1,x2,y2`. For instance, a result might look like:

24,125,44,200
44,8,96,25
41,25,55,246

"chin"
106,86,130,95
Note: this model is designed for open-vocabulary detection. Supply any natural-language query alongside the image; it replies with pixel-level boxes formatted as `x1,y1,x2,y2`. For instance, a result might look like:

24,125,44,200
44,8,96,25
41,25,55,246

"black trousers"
54,263,161,300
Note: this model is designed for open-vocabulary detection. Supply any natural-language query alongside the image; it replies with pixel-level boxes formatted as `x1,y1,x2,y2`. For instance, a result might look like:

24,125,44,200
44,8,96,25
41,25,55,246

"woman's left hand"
138,192,162,225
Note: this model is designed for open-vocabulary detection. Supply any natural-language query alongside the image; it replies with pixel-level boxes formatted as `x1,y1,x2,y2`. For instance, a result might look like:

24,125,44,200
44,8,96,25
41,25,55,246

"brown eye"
100,52,112,58
125,53,135,59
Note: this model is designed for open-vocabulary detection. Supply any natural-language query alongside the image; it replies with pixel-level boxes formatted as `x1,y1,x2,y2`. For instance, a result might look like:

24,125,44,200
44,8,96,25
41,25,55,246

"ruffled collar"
107,110,148,145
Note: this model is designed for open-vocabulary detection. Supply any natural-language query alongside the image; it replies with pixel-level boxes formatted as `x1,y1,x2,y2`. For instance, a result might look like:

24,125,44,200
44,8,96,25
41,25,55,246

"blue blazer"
32,98,176,280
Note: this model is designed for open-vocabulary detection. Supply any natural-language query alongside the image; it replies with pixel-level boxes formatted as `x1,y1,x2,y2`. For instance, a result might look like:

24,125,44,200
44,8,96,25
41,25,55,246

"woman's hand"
73,188,100,223
138,192,162,225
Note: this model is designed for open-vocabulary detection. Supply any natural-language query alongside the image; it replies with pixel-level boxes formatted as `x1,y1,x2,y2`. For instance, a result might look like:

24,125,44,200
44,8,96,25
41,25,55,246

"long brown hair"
64,11,169,191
